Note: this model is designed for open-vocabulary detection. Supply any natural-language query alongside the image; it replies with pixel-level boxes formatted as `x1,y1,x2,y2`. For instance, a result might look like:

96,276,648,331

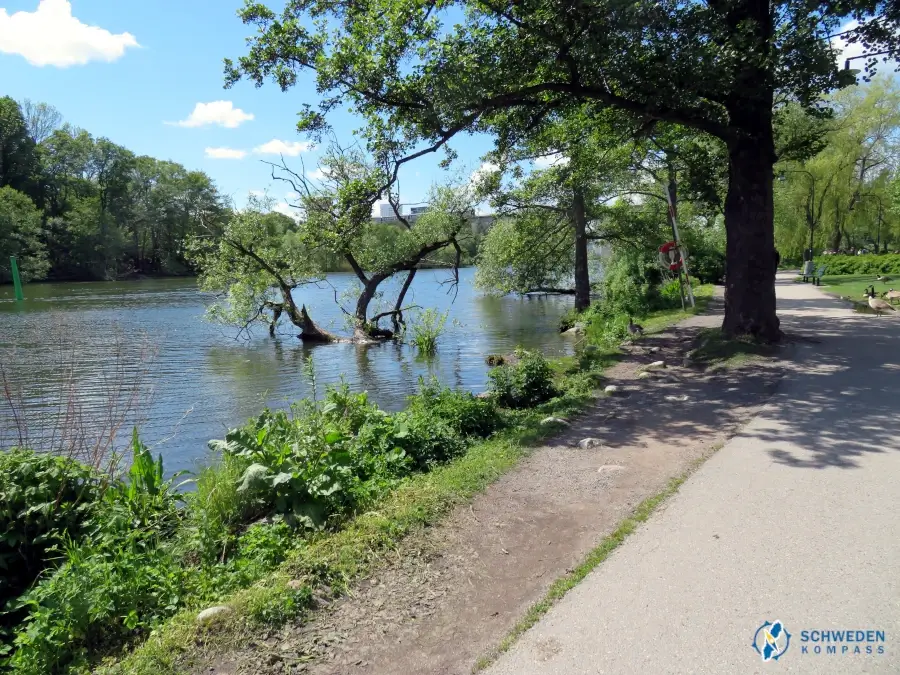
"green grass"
686,327,777,370
801,274,897,313
472,448,722,672
638,284,715,334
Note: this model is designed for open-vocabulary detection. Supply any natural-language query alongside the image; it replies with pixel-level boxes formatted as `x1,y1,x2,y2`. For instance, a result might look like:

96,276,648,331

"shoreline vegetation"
0,287,712,675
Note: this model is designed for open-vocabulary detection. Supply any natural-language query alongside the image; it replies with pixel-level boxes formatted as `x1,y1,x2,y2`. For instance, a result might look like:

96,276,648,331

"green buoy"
10,256,24,302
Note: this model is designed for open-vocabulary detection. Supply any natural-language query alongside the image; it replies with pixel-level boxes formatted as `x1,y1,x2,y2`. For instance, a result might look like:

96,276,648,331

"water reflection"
0,269,572,473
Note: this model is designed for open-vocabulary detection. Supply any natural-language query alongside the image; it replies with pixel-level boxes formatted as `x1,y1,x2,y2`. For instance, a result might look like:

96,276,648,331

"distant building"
409,206,430,215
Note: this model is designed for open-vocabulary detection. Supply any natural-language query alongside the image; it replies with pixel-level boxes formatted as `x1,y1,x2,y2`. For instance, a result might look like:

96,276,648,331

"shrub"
211,408,364,530
600,247,674,315
210,385,424,529
408,308,448,355
406,377,503,438
390,411,467,469
8,532,185,675
488,349,556,408
6,433,186,675
813,254,900,276
0,448,103,612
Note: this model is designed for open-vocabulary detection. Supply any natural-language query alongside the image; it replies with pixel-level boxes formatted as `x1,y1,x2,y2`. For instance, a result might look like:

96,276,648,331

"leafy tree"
775,77,900,257
269,143,475,339
18,99,62,145
0,186,49,283
186,201,336,340
224,0,879,341
0,97,39,199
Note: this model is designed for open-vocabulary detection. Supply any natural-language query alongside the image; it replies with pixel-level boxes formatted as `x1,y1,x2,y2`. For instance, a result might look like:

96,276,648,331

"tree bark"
354,272,394,340
392,269,416,332
721,108,781,343
571,186,591,312
278,286,336,342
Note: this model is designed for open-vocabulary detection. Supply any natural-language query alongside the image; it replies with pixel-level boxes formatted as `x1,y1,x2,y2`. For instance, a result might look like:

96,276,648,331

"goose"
627,317,644,338
864,287,897,315
876,275,893,283
883,288,900,305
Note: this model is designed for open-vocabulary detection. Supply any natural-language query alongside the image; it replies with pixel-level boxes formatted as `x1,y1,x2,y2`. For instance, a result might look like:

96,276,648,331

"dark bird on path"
876,275,893,283
627,317,644,337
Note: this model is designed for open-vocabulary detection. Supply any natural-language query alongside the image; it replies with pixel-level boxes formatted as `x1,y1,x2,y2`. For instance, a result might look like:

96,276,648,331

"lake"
0,269,574,474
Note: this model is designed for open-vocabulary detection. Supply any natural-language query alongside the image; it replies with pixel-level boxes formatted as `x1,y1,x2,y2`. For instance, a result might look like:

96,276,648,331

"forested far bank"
0,96,484,286
0,95,226,283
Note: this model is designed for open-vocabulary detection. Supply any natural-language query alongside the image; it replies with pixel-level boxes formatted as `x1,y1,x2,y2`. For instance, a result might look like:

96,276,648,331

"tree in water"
187,143,475,342
186,201,336,341
224,0,895,341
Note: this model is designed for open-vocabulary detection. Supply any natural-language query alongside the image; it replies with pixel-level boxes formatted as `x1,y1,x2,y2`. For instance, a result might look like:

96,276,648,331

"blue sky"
0,1,872,218
0,0,495,216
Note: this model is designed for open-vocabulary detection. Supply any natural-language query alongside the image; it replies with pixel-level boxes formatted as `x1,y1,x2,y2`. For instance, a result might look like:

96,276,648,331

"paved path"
485,274,900,674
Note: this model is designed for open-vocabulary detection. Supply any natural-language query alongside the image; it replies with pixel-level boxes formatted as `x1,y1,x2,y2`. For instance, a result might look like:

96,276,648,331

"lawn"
806,274,899,313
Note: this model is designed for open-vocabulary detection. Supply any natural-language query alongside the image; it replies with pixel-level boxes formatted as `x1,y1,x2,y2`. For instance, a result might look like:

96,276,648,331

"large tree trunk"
353,272,394,341
277,285,336,342
571,186,591,312
722,108,781,343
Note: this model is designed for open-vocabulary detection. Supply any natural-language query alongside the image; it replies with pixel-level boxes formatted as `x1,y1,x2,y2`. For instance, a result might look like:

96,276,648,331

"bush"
390,411,467,469
8,532,185,675
0,448,103,612
408,308,448,355
6,433,186,675
406,377,503,438
600,248,663,316
813,254,900,276
488,349,556,408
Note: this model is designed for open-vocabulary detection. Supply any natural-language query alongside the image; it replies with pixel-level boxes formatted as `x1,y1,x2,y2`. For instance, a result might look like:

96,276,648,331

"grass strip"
472,450,721,673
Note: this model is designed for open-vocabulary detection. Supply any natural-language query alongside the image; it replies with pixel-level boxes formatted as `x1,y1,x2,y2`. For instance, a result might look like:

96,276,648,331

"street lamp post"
844,51,894,74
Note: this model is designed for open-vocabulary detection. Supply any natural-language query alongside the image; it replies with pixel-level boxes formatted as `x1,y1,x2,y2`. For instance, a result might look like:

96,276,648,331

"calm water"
0,269,573,474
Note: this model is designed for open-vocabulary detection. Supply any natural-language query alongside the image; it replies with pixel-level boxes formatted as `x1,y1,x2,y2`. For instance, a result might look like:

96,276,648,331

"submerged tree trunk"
571,186,591,312
354,272,394,341
722,106,781,343
392,269,416,332
277,284,336,342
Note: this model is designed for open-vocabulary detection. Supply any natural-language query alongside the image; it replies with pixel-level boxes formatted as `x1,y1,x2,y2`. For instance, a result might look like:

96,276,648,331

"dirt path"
205,296,786,675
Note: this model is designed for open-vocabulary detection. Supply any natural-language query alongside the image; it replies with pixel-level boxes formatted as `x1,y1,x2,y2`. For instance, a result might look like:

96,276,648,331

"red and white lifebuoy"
658,241,684,271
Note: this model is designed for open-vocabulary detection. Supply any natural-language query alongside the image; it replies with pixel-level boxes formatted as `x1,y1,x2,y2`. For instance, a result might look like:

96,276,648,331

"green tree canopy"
225,0,880,340
0,186,49,283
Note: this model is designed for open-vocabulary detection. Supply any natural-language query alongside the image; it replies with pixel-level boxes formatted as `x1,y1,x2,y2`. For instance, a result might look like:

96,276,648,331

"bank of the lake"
5,291,711,675
0,269,573,474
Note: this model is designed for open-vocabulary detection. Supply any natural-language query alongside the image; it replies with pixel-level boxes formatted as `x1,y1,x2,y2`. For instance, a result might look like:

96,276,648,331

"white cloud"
248,189,266,197
469,161,499,186
831,20,866,68
169,101,254,129
307,167,330,181
0,0,139,67
272,202,300,220
533,152,569,168
253,139,313,156
205,147,247,160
